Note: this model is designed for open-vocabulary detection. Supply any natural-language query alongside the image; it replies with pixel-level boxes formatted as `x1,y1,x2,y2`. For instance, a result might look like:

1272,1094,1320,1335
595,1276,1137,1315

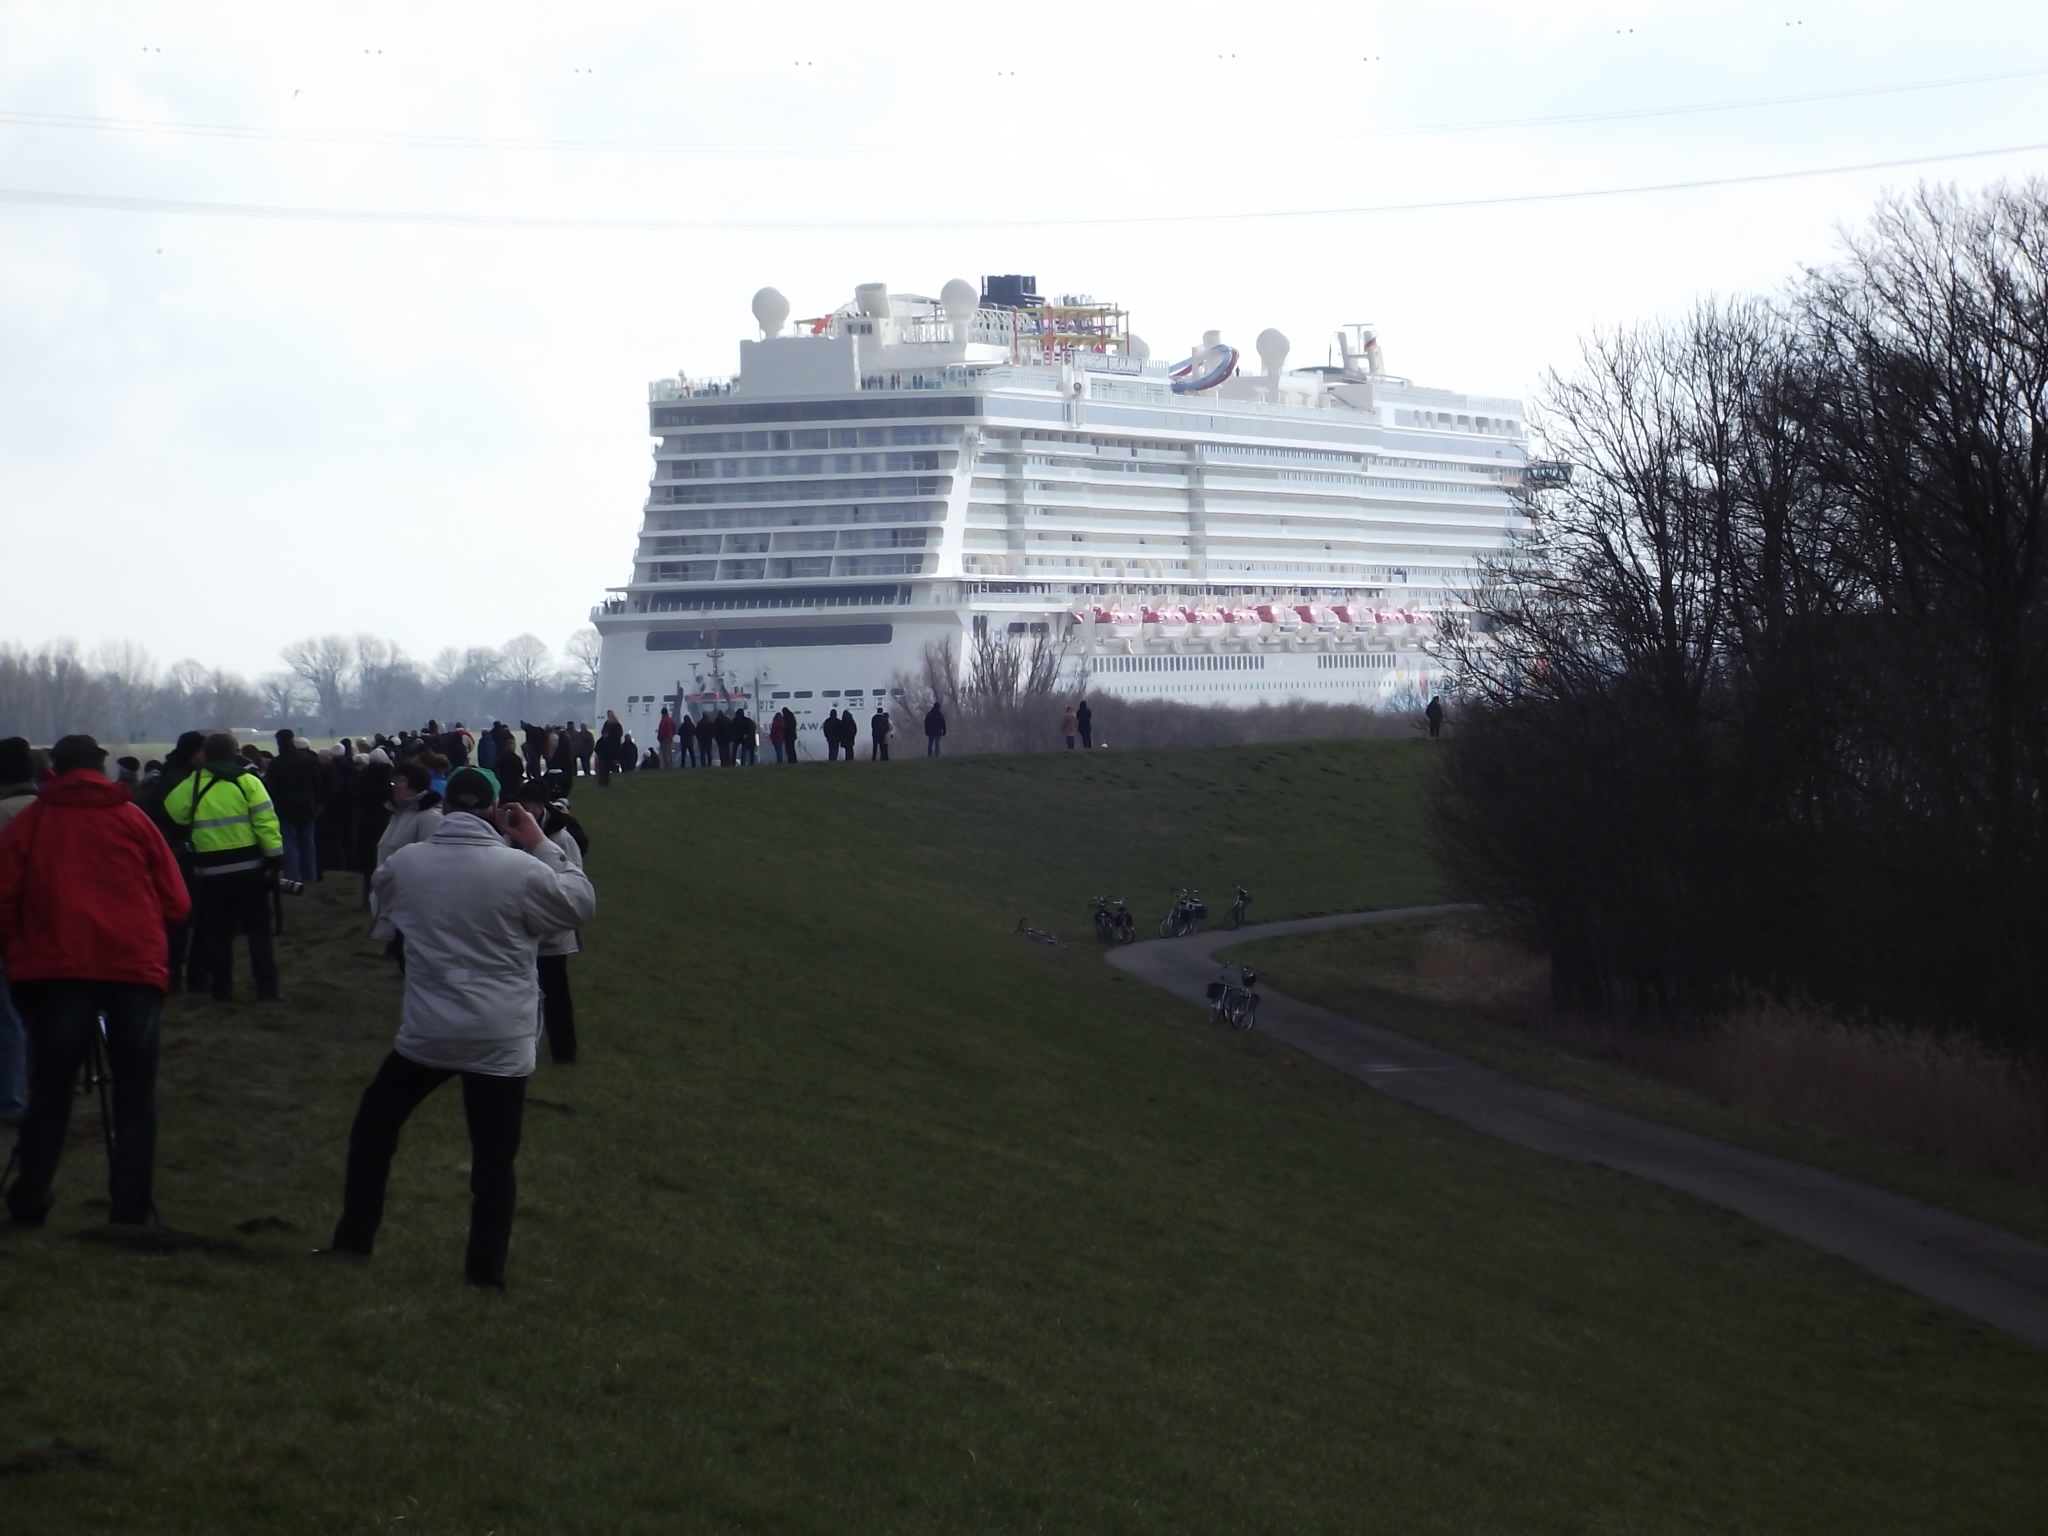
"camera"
276,878,306,896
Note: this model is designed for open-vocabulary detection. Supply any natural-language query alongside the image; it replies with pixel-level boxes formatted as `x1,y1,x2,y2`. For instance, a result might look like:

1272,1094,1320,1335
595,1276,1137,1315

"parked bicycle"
1092,895,1137,945
1159,887,1206,938
1206,963,1260,1030
1225,885,1252,930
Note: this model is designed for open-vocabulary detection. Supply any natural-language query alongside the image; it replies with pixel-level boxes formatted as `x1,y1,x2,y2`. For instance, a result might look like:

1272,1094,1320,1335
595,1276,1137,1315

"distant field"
4,741,2046,1533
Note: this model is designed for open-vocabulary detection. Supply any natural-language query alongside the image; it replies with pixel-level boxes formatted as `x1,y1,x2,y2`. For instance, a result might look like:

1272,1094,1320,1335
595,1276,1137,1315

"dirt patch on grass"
72,1225,250,1258
0,1439,118,1476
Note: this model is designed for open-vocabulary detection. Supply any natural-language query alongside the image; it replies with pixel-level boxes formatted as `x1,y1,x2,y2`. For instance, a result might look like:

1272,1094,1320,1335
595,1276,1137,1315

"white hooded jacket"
371,812,596,1076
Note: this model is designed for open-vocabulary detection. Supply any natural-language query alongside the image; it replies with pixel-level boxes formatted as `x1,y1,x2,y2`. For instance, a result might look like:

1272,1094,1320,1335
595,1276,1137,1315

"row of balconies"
645,528,931,557
642,553,933,584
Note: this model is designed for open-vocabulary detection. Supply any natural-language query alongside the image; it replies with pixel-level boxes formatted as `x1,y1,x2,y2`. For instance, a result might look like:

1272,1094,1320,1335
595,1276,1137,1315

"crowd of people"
0,719,597,1290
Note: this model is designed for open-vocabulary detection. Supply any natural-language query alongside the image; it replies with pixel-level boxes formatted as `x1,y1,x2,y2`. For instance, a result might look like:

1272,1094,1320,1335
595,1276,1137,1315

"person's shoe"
310,1245,371,1264
466,1269,507,1291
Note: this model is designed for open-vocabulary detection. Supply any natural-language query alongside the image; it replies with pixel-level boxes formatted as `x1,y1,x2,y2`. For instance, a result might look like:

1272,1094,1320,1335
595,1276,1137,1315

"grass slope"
3,741,2045,1533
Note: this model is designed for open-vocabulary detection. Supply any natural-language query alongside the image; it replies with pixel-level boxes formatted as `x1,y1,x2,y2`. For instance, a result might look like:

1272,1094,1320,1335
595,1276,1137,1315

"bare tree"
500,634,553,720
565,627,603,697
281,634,356,728
92,640,159,744
259,671,305,723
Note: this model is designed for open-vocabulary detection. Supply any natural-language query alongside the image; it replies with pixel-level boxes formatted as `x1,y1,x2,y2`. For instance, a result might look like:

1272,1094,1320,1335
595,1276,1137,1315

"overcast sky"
3,0,2044,681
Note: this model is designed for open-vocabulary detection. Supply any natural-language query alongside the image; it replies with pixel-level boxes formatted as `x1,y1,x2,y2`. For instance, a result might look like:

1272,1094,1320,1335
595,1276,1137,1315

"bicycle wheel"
1159,915,1175,938
1121,919,1136,944
1242,998,1258,1031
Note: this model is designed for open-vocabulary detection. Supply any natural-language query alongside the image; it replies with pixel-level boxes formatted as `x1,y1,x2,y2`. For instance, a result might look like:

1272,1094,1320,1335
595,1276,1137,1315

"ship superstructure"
593,276,1530,736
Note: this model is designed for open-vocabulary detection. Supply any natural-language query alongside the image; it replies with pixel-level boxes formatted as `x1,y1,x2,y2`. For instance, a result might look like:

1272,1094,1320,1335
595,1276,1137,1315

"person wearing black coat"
596,711,624,787
266,730,323,884
870,707,891,761
779,707,800,763
134,730,210,992
924,702,947,757
692,712,713,768
712,710,734,767
351,759,394,909
1076,698,1093,750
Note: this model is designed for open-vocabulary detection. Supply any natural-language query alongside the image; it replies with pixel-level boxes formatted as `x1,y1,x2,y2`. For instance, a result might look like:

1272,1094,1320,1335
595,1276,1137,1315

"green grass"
4,740,2046,1533
1221,919,2048,1250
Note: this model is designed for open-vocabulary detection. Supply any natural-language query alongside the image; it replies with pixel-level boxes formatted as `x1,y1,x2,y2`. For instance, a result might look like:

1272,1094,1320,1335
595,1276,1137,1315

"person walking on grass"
870,705,891,761
1425,695,1445,739
322,766,594,1289
1060,703,1079,751
1076,697,1093,750
924,700,947,757
780,707,800,763
0,735,190,1229
162,732,283,1003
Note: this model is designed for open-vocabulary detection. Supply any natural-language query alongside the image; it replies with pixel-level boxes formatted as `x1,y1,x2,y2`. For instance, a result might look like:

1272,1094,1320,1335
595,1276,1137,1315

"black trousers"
194,871,278,1001
333,1051,527,1285
539,954,576,1064
4,980,162,1225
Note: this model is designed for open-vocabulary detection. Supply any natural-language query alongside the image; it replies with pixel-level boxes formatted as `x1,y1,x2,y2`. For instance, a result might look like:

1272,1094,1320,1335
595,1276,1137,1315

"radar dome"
940,278,977,326
1256,328,1290,375
751,287,790,338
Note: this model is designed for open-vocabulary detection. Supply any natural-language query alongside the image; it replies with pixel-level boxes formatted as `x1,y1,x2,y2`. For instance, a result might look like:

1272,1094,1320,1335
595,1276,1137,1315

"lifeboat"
1187,607,1228,639
1142,605,1190,643
1294,604,1342,636
1089,605,1143,638
1255,603,1304,639
1223,606,1266,640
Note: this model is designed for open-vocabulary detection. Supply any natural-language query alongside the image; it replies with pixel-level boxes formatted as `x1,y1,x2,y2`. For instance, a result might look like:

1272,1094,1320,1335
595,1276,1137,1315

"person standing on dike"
321,766,594,1288
0,735,191,1228
595,710,624,787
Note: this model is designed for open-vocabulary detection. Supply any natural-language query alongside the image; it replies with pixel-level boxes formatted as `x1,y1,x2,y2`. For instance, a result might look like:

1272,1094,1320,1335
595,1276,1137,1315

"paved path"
1108,907,2048,1349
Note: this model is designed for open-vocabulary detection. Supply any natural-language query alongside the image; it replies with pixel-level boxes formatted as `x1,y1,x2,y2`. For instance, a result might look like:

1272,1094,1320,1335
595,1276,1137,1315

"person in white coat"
322,765,595,1289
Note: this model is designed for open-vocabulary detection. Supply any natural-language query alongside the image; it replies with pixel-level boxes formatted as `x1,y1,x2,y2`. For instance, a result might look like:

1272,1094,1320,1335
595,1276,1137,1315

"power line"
3,140,2044,233
2,64,2047,157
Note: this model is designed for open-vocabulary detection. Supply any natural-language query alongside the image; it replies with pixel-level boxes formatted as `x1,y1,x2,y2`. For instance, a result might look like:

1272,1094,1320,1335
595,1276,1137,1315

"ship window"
794,691,813,698
771,691,791,699
846,689,864,697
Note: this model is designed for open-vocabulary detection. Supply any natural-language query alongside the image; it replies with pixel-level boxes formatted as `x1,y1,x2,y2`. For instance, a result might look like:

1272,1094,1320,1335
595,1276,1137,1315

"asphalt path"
1108,907,2048,1350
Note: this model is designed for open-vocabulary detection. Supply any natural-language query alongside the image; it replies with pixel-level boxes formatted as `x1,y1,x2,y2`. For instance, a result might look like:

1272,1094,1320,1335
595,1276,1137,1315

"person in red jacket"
0,734,191,1228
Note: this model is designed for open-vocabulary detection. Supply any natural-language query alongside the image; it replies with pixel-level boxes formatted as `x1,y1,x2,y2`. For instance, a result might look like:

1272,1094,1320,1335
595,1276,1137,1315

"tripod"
0,1013,115,1206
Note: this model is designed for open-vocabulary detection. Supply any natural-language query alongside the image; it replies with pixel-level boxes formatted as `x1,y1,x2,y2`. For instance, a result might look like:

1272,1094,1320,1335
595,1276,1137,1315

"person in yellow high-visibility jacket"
162,732,284,1002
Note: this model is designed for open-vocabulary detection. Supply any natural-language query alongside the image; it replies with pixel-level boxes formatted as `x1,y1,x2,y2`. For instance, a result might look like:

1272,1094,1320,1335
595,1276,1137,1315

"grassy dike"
3,740,2045,1533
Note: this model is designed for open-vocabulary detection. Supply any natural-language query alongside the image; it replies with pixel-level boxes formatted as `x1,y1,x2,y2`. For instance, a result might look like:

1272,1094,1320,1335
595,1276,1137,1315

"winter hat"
0,736,32,784
171,730,207,764
444,766,500,813
366,747,391,766
50,734,109,774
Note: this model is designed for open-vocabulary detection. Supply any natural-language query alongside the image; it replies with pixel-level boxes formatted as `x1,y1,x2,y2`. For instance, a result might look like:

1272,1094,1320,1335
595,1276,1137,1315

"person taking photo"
322,765,594,1289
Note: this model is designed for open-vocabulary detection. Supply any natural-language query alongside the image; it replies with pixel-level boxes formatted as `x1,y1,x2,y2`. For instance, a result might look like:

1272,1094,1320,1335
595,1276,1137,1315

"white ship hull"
594,277,1528,737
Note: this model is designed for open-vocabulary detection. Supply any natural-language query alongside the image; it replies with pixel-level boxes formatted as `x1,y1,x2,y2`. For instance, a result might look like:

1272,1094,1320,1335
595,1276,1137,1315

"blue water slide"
1169,346,1239,395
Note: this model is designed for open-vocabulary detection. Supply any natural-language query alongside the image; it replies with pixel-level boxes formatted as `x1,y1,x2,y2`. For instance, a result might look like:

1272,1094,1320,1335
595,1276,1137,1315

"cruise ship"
592,276,1530,735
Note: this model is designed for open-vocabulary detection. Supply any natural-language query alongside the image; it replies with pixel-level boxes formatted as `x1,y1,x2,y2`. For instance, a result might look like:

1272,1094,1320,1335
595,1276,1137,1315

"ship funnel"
940,278,977,329
751,287,790,338
1256,328,1289,377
